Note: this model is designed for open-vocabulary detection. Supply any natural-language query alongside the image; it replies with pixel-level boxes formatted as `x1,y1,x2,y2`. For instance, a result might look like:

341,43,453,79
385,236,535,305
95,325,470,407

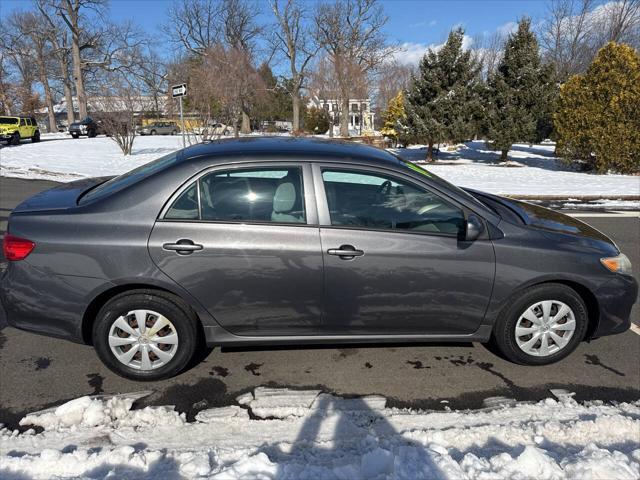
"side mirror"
465,214,485,241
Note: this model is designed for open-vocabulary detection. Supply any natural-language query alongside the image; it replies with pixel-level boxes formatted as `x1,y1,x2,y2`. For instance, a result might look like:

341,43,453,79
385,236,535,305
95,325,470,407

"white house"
307,94,375,135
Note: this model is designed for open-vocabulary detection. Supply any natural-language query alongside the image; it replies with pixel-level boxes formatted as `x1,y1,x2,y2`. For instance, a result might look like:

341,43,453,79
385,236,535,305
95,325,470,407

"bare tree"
314,0,391,137
270,0,318,131
539,0,640,80
11,11,58,132
50,0,108,119
99,72,149,155
472,30,506,79
373,59,414,127
0,17,40,115
164,0,222,56
36,0,76,126
539,0,595,80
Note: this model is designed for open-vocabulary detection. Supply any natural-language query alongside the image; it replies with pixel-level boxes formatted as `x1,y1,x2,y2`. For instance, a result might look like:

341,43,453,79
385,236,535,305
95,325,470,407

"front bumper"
592,274,639,338
0,133,15,140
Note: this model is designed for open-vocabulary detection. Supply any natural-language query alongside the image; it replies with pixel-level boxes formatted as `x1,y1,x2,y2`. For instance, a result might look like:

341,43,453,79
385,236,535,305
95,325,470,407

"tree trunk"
241,110,251,134
500,149,509,162
291,90,300,132
37,55,57,133
340,97,349,137
71,34,87,119
426,141,434,162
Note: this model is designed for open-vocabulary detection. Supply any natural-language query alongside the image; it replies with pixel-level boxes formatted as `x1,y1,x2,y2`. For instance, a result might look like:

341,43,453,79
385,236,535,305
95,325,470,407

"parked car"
0,116,40,145
1,138,636,380
69,117,105,138
138,122,179,136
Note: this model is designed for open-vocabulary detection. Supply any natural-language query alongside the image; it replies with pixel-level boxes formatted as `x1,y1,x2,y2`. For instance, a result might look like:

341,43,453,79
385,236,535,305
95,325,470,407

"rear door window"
165,167,306,224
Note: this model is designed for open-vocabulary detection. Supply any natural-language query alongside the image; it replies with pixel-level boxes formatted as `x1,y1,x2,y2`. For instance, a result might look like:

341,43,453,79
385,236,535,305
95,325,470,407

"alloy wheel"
108,309,179,370
514,300,576,357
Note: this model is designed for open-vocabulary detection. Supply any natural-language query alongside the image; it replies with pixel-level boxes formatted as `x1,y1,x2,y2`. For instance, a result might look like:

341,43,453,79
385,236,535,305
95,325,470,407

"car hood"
12,177,111,213
465,189,614,244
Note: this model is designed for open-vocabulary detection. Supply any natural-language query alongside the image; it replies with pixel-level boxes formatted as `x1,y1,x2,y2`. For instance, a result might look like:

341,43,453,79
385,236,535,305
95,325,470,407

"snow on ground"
391,142,640,199
1,388,639,479
1,135,638,201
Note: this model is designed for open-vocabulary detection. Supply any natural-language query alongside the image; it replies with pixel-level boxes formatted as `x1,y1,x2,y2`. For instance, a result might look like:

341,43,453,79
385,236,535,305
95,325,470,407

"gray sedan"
1,138,637,380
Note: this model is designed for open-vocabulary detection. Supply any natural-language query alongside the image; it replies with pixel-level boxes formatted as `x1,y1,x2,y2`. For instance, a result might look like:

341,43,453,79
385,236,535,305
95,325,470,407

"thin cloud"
393,35,474,65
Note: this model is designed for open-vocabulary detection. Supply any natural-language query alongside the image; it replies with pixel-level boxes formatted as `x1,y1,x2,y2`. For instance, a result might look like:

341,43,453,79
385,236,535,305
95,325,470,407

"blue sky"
3,0,552,63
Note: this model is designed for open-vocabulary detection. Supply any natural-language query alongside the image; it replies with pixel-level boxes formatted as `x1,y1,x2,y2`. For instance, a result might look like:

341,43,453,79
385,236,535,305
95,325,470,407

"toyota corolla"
1,138,636,380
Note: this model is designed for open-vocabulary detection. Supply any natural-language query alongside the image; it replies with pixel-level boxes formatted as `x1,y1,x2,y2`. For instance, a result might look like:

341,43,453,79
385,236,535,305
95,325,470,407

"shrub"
554,42,640,174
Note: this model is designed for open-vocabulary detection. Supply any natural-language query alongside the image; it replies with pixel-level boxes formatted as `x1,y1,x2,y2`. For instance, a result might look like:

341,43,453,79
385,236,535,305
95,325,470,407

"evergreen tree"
554,42,640,174
380,91,411,147
304,106,331,134
485,18,554,161
404,28,481,161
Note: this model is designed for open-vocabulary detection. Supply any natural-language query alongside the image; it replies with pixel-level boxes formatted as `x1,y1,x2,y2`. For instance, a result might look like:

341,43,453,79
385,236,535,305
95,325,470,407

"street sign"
172,84,187,148
171,84,187,98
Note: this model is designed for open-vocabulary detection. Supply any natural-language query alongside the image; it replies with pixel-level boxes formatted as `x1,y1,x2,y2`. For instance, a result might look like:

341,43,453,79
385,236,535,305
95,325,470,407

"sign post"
171,83,187,148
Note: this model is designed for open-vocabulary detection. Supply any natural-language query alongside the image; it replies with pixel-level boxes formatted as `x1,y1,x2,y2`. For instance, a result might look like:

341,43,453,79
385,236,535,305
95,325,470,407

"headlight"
601,253,632,275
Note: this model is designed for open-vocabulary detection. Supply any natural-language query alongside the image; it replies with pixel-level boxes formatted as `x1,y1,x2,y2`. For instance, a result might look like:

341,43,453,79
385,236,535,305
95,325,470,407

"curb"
504,195,640,201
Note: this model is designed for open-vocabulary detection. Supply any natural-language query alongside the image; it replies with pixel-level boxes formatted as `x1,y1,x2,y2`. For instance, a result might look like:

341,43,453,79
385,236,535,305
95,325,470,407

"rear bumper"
0,260,109,344
592,274,638,338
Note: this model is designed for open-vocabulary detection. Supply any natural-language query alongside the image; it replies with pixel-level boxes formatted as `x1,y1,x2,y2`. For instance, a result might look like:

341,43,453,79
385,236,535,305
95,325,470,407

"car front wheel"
10,132,20,145
491,283,588,365
93,290,199,380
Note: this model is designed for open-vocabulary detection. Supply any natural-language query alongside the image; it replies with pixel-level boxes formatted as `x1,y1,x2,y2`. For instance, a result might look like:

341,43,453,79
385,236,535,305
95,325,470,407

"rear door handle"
163,239,203,255
327,244,364,259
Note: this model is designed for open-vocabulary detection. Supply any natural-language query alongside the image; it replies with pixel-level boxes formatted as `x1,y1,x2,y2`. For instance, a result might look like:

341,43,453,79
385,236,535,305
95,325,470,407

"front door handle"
327,244,364,259
163,239,203,255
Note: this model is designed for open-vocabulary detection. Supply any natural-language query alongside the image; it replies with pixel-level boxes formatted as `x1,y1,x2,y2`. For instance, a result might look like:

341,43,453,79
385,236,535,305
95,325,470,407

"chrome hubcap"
108,309,179,370
515,300,576,357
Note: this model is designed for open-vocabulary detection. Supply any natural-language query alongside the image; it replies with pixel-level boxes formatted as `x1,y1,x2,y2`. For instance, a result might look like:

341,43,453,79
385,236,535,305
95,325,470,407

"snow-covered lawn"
391,142,640,198
1,388,638,479
1,135,638,201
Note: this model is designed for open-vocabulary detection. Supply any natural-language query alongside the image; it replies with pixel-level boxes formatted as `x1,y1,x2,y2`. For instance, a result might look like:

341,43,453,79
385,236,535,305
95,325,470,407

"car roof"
180,136,401,167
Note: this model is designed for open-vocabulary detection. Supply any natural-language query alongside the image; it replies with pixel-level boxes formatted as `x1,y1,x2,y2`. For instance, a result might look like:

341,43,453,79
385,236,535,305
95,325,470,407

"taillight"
2,234,35,261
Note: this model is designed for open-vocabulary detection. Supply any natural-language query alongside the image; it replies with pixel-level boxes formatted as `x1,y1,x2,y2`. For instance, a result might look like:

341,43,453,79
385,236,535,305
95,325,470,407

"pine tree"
404,28,481,161
485,18,554,161
554,42,640,174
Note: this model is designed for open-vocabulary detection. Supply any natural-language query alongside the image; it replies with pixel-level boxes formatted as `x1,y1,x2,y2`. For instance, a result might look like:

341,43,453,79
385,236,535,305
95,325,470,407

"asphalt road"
0,177,638,430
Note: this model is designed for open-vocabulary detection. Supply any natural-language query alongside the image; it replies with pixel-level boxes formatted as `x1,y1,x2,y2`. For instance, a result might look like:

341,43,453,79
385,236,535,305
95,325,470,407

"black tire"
71,132,80,139
150,130,157,135
491,283,588,365
87,129,97,138
93,290,199,381
171,130,177,135
10,132,20,145
31,130,40,143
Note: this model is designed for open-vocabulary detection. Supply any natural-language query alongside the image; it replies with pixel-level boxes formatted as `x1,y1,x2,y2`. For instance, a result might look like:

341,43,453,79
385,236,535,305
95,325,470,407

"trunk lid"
12,177,111,213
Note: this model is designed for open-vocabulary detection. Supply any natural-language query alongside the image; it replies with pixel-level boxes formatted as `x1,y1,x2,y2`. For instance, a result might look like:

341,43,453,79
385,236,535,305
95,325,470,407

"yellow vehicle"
0,116,41,145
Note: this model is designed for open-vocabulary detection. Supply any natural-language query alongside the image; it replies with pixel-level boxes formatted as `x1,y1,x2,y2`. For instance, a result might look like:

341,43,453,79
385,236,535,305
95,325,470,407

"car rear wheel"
93,290,199,380
491,283,588,365
71,132,79,139
31,131,40,142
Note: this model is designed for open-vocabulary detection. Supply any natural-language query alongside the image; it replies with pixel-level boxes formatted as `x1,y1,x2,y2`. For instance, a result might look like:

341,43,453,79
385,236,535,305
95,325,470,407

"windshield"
397,158,488,210
0,117,18,125
79,151,180,204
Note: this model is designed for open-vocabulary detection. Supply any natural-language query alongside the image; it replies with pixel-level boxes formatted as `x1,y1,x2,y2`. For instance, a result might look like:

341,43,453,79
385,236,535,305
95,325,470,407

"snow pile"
1,388,639,479
1,136,639,199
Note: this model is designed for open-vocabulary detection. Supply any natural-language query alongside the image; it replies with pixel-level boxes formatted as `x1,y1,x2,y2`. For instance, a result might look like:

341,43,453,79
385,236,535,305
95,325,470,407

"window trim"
312,163,468,239
158,162,318,226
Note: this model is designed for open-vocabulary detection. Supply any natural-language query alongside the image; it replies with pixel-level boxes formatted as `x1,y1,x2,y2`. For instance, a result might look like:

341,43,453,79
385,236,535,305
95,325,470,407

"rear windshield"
79,152,180,204
0,117,18,125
